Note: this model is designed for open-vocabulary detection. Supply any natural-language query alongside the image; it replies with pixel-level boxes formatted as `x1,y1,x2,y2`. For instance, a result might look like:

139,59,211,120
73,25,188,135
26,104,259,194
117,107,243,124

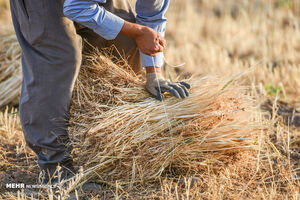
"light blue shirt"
63,0,170,68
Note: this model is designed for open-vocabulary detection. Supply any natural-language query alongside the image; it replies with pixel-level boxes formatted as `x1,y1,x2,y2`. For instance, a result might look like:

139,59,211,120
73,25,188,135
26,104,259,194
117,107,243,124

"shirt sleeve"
135,0,170,68
63,0,124,40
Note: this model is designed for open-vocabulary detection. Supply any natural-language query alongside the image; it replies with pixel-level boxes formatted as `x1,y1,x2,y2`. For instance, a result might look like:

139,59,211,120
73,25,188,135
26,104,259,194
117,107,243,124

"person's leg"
10,0,82,176
77,0,142,74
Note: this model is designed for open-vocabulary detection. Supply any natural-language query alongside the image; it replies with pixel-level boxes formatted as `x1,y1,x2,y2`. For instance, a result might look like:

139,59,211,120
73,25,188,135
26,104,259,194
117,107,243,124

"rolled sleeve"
140,52,164,68
63,0,124,40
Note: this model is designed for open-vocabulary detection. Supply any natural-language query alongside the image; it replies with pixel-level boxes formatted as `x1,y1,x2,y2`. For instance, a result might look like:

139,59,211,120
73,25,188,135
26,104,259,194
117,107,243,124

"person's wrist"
132,24,142,38
120,21,144,39
130,23,146,39
145,66,161,74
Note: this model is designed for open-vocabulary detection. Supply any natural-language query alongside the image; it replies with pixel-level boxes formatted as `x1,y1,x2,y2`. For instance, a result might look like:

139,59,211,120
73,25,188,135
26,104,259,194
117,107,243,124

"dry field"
1,0,300,199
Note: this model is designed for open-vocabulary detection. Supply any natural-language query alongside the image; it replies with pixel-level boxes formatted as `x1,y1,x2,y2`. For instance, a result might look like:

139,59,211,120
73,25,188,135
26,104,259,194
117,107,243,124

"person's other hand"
120,21,166,57
146,72,191,101
135,26,166,57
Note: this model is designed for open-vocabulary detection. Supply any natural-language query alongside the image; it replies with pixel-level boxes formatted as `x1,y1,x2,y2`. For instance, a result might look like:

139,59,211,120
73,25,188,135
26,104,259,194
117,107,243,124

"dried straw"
0,32,260,184
69,50,260,184
0,32,21,107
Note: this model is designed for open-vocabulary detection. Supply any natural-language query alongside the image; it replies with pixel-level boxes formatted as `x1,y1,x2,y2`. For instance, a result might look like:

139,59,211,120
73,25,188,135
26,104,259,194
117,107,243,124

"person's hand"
135,26,166,56
120,21,165,57
146,72,191,101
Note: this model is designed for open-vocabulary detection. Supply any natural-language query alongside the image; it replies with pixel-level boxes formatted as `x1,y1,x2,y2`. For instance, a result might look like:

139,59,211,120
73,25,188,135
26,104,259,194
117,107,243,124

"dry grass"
0,0,11,25
68,50,259,186
0,50,262,199
0,29,21,108
1,0,300,199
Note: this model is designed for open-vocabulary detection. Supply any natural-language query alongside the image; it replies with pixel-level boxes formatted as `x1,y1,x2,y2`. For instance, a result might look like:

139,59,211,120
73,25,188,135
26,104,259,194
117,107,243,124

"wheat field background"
1,0,300,199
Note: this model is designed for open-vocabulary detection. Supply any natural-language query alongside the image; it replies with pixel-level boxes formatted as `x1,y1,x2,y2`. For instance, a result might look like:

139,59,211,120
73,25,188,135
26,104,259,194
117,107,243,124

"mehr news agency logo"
6,183,55,189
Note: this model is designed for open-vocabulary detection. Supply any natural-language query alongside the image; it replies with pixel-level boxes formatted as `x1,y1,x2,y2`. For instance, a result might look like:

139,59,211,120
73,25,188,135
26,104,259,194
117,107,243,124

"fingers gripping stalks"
146,72,191,101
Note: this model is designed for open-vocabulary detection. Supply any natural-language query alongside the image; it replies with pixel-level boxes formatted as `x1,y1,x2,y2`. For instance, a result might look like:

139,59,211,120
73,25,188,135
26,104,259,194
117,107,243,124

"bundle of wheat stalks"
0,32,21,107
69,50,260,184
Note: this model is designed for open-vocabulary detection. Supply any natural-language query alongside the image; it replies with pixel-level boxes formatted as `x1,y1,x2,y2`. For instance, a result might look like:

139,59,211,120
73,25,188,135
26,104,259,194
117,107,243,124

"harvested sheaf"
69,50,260,184
0,32,21,107
0,32,260,184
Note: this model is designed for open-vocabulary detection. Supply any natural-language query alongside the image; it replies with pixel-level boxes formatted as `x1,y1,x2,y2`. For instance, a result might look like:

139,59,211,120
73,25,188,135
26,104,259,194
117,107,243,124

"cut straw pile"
0,32,21,107
0,32,260,184
69,50,260,184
